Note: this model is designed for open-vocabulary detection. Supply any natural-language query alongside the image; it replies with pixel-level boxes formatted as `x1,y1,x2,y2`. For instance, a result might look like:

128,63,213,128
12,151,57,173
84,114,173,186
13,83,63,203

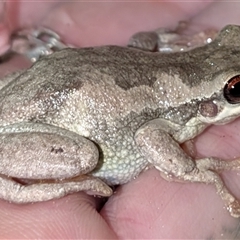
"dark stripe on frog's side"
124,102,199,130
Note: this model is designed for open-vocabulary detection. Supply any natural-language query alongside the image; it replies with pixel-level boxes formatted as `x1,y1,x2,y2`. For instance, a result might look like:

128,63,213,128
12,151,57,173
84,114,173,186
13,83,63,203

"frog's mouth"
211,113,240,125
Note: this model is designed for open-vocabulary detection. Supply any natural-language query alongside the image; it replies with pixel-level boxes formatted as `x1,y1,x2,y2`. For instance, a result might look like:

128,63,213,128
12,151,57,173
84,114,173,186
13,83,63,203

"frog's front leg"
135,119,240,218
128,23,217,52
0,122,112,203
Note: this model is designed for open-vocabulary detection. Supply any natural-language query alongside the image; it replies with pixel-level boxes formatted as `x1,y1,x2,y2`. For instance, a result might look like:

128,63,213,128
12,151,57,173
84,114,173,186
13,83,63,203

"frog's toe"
82,177,113,197
227,200,240,218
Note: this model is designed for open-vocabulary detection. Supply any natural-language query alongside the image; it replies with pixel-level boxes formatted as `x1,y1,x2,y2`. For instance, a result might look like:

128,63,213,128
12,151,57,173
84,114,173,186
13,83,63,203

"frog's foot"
160,157,240,218
128,31,159,52
0,175,112,203
227,200,240,218
128,22,218,53
182,157,240,218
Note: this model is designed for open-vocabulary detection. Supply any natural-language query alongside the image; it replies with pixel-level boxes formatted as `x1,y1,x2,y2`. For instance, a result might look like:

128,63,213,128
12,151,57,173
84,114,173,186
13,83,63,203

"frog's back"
0,46,169,124
0,44,226,127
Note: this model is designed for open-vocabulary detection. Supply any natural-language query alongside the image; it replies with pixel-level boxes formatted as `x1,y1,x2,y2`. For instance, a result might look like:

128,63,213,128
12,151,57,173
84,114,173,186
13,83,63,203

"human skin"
1,1,240,239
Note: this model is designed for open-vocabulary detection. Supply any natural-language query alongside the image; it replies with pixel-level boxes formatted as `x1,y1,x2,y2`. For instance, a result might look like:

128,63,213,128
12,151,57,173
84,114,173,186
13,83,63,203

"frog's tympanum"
1,25,240,217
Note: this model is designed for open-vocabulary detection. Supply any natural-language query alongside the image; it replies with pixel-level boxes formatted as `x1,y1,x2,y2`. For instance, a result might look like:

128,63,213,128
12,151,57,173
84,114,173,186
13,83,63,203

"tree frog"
0,24,240,218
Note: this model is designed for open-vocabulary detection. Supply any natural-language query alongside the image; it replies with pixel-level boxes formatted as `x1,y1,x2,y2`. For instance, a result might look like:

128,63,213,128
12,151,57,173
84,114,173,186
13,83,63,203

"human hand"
1,1,240,239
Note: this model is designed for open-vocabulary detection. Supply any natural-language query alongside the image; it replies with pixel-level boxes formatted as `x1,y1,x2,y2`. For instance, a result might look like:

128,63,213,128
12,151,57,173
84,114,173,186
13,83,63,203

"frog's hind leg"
0,122,113,203
0,175,112,203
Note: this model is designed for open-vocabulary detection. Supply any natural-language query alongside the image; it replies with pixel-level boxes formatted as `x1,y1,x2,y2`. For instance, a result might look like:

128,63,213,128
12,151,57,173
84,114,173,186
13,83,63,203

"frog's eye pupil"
224,75,240,104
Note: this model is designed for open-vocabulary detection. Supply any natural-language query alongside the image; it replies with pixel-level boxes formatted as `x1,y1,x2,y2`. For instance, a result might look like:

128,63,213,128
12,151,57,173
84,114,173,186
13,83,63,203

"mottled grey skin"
1,25,240,218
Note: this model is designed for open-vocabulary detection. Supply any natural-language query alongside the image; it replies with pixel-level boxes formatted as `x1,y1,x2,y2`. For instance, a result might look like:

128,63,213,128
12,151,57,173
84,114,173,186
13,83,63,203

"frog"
0,24,240,218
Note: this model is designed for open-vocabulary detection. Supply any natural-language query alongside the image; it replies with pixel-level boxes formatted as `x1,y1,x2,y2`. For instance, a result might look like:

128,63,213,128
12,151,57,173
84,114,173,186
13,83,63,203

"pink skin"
0,1,240,239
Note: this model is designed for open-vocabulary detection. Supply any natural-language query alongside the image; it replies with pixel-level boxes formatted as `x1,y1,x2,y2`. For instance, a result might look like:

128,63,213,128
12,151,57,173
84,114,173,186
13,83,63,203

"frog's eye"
224,75,240,104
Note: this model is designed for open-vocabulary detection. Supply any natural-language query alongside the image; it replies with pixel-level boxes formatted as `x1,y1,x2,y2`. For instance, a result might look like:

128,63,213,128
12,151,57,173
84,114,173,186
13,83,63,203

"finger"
40,2,214,47
192,2,240,28
101,168,239,239
0,193,117,239
5,0,58,31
